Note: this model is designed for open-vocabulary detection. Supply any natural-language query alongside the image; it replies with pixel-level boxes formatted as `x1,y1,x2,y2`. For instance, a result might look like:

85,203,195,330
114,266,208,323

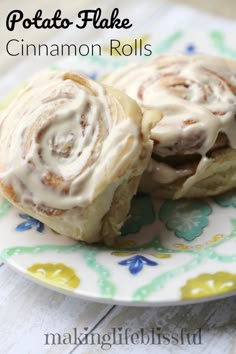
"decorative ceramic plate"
1,191,236,306
1,26,236,306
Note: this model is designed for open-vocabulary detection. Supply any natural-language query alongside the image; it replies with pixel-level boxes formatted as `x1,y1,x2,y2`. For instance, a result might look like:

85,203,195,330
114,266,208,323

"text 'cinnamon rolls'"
103,54,236,198
0,70,152,244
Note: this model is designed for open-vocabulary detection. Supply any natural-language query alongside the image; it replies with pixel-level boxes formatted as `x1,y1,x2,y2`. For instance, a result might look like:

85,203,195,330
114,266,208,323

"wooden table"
1,263,236,353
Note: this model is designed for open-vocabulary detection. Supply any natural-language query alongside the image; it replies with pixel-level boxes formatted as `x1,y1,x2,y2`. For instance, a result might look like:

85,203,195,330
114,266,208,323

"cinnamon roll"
103,55,236,198
0,70,152,244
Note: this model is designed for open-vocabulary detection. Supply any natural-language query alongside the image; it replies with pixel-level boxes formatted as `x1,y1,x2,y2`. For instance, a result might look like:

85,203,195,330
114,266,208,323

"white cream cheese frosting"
0,71,143,208
104,55,236,196
0,70,151,242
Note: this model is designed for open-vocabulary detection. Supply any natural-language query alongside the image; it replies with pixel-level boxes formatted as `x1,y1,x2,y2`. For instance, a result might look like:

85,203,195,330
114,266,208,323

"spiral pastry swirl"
0,70,151,243
104,55,236,198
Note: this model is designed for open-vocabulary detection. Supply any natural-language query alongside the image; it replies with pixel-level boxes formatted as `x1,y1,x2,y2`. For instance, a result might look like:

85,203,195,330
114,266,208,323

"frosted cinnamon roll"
103,55,236,198
0,70,152,244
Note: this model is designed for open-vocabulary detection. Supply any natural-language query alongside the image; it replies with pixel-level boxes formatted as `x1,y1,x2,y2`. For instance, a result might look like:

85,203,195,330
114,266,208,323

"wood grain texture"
72,298,236,354
0,265,111,354
1,264,236,354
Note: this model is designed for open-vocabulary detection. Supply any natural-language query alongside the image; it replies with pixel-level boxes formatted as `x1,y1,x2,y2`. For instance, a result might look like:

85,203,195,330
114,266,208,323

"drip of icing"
148,160,192,184
104,55,236,193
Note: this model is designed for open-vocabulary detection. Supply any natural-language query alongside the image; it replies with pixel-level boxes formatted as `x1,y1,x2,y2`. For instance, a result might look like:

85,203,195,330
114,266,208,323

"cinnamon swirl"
103,55,236,198
0,70,152,244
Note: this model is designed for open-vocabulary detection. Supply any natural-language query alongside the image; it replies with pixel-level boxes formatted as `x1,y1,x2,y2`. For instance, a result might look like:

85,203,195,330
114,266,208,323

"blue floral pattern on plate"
159,199,212,241
16,214,44,233
184,44,197,54
118,255,158,275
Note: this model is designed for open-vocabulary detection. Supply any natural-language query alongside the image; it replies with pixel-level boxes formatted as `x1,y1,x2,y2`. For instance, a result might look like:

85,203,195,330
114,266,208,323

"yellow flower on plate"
206,234,224,245
111,251,135,257
27,263,80,291
151,253,171,259
113,240,137,249
181,272,236,300
174,243,192,250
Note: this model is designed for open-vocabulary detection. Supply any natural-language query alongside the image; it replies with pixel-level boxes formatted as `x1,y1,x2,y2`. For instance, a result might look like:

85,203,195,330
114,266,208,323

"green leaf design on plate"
159,199,212,241
0,243,83,260
133,253,203,301
0,199,11,219
214,189,236,208
152,30,183,54
132,225,236,301
121,194,155,236
82,247,116,298
210,31,236,59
